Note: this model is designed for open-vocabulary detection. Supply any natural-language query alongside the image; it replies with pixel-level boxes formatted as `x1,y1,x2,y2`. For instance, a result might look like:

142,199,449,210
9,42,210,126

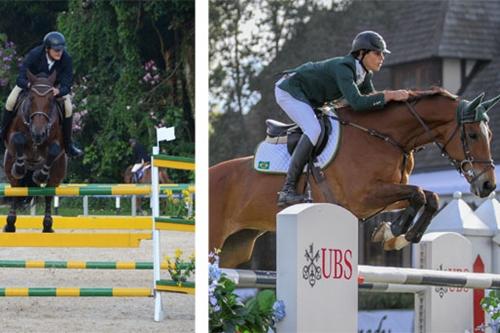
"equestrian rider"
275,30,409,207
128,138,151,180
129,138,151,165
1,31,83,158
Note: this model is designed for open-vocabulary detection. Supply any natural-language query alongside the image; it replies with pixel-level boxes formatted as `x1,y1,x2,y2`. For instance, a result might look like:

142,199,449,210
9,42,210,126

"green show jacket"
278,55,386,111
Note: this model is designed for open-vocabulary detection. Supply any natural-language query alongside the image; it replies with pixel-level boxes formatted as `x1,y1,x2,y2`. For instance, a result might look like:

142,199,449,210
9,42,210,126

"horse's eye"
468,133,478,140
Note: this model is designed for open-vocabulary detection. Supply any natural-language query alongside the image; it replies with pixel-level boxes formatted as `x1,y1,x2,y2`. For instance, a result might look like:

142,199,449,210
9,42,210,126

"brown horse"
210,88,500,268
3,71,67,232
123,163,169,213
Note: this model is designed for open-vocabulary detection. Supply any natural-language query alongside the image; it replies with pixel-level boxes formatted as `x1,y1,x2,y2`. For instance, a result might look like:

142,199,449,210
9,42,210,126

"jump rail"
9,215,195,232
0,183,194,196
0,259,191,270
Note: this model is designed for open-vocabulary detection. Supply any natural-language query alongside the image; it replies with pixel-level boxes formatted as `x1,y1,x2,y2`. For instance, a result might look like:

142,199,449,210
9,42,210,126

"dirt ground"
0,230,194,333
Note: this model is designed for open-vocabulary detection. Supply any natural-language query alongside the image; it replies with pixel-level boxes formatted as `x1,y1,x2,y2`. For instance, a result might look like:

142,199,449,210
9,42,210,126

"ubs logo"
302,243,354,287
434,264,470,298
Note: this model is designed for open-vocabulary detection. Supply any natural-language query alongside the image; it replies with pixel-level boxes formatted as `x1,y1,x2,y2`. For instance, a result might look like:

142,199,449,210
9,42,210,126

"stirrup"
277,189,305,207
66,144,83,158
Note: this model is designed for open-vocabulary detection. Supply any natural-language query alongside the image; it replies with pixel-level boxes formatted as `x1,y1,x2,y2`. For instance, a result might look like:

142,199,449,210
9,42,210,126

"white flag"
156,127,175,144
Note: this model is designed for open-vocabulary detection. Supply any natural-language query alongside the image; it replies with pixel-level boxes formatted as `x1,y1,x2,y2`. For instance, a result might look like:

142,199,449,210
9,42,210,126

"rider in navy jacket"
16,45,73,97
129,139,151,164
1,31,82,158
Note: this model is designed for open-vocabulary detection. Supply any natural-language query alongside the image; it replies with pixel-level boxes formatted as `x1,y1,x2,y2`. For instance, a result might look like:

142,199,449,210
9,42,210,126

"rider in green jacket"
275,31,409,207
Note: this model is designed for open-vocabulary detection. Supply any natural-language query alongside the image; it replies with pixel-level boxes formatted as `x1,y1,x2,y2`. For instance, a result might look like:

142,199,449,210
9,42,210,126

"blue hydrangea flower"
272,300,286,322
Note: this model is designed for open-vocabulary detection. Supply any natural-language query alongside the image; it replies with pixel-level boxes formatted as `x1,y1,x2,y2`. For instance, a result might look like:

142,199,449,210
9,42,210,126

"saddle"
131,162,151,183
265,112,332,157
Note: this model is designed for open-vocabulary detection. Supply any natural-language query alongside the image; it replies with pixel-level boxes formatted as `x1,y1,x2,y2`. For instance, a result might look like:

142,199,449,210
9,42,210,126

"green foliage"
55,0,194,182
0,1,68,53
209,0,325,165
165,248,195,284
358,293,414,310
209,252,285,333
479,290,500,332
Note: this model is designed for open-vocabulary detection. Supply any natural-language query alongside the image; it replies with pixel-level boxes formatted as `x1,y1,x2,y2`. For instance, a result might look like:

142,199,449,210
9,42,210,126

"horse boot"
0,108,16,141
62,115,83,158
277,135,314,207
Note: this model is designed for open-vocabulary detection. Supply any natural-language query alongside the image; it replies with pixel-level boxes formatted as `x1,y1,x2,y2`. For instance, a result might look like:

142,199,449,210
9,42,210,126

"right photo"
209,1,500,332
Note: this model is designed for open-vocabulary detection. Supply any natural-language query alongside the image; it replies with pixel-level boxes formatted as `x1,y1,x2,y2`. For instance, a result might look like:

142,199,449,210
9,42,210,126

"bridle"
405,100,494,183
21,83,57,135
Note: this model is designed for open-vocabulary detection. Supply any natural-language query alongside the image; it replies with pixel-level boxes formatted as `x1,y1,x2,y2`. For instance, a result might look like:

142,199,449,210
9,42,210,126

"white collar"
46,53,55,70
355,59,367,85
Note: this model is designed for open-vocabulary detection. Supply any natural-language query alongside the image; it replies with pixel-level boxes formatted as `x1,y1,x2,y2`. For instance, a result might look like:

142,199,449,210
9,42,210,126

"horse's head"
25,70,57,145
441,92,500,197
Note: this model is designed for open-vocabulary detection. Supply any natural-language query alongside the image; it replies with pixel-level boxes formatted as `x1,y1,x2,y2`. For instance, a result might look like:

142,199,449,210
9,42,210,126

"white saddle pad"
253,116,341,174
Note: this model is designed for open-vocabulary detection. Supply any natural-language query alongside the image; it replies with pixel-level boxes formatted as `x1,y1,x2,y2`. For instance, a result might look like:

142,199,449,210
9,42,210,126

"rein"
327,113,411,181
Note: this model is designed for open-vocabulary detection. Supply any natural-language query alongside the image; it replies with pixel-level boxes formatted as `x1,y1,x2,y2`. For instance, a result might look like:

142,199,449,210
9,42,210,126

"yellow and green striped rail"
0,259,191,270
0,232,151,248
0,183,194,197
0,279,195,297
152,154,195,170
155,280,195,295
8,215,195,232
155,217,195,232
0,287,153,297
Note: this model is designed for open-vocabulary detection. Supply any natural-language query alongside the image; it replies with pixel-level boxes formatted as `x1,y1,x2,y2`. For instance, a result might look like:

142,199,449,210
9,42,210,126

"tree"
58,0,194,182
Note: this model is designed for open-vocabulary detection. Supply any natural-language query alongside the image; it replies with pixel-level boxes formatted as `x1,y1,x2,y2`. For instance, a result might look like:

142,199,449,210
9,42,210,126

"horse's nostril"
484,181,496,191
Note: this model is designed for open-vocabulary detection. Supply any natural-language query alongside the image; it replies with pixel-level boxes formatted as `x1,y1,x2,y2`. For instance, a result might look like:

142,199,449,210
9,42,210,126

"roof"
385,0,500,66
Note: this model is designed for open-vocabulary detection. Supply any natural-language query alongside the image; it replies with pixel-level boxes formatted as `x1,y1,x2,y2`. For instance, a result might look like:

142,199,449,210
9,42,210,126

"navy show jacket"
16,45,73,97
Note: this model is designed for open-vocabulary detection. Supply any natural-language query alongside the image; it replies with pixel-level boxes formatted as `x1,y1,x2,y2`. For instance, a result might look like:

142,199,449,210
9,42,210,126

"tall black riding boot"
277,135,314,207
1,108,16,141
62,116,83,158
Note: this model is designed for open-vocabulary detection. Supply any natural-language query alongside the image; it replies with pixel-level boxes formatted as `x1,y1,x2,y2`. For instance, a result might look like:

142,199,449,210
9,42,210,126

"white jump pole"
152,126,176,322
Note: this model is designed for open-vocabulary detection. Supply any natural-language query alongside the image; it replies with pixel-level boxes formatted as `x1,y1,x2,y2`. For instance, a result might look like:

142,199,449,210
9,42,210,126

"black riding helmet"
350,31,390,54
43,31,66,51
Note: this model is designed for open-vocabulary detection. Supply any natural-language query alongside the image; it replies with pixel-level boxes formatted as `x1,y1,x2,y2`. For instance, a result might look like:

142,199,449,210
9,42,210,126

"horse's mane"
407,86,457,103
336,86,457,113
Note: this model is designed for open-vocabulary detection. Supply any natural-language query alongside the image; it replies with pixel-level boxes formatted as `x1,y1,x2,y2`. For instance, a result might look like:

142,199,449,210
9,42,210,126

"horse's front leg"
404,190,439,243
42,195,54,233
33,143,61,185
361,183,427,250
4,197,18,232
10,132,27,179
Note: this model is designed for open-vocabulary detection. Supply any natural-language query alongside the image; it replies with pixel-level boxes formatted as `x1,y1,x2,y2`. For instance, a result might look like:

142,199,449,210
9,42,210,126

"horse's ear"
27,70,36,84
478,95,500,115
48,71,57,86
467,93,485,112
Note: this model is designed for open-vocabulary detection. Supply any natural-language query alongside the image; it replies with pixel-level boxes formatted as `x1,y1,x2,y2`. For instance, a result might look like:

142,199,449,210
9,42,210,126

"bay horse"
123,163,169,213
3,71,67,232
210,88,500,268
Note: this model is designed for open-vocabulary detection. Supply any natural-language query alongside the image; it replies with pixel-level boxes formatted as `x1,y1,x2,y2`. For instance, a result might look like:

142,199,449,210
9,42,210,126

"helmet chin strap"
358,51,369,72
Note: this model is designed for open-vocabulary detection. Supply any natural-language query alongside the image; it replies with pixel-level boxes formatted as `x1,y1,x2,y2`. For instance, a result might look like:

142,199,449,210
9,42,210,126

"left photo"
0,1,195,332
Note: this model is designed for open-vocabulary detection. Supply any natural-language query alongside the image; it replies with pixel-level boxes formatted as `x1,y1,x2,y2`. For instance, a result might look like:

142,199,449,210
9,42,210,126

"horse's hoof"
3,224,15,232
11,166,26,179
383,235,410,251
32,171,48,185
371,222,393,243
43,217,54,233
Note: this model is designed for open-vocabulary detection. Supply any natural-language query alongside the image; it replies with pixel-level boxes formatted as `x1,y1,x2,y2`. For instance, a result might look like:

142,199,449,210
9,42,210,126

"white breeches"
274,78,320,146
6,85,73,118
